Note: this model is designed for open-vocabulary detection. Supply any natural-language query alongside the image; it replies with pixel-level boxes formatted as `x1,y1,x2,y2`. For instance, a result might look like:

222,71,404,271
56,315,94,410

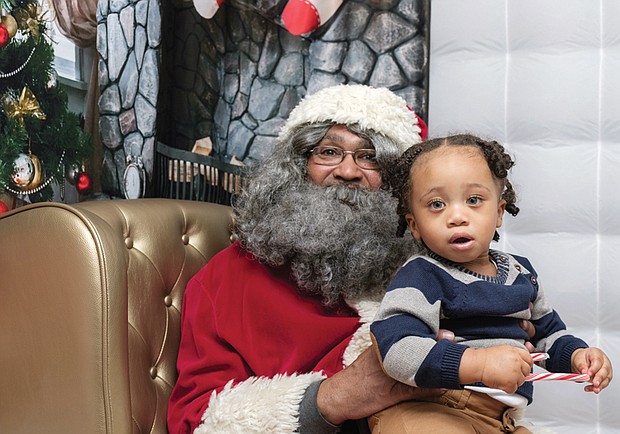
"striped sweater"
370,249,588,404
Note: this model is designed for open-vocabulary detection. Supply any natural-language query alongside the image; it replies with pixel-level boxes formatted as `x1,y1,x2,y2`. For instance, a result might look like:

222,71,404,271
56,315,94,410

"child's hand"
460,346,533,394
571,347,613,393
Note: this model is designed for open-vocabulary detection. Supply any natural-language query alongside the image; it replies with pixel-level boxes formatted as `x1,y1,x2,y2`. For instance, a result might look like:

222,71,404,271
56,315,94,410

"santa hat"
278,84,427,154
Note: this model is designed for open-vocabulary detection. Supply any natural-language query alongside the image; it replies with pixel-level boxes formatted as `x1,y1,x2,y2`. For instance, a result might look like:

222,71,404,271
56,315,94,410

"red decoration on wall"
192,0,343,36
281,0,343,36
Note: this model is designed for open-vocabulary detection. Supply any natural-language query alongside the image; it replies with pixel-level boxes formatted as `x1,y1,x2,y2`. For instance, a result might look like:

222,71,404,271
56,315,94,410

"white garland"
0,47,36,79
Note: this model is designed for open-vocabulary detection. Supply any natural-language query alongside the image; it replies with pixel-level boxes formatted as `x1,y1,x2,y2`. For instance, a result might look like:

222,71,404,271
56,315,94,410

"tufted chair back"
0,198,234,434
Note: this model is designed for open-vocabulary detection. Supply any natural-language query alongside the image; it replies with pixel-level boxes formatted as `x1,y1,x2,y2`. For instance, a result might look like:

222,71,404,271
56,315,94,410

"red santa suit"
168,241,376,433
168,84,428,433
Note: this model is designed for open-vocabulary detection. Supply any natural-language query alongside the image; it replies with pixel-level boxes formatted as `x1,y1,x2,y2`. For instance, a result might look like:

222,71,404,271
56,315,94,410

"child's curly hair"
384,134,520,241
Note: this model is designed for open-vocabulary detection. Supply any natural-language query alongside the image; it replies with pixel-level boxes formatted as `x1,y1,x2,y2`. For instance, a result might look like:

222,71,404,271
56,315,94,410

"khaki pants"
368,389,533,434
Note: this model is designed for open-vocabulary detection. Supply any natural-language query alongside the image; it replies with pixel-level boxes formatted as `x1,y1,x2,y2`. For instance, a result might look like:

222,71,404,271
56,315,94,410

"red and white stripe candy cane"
530,352,549,362
527,353,590,382
526,372,590,382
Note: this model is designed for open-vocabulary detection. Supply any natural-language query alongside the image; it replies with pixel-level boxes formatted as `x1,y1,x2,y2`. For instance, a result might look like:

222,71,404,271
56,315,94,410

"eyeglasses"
309,146,379,170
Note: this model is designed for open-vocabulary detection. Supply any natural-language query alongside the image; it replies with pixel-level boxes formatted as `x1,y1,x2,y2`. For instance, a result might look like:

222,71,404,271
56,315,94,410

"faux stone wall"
98,0,429,196
97,0,161,197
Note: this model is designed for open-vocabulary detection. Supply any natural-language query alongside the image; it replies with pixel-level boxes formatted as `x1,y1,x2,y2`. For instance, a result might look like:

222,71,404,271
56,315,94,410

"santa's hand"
436,328,455,342
520,302,536,352
317,348,442,425
571,347,613,394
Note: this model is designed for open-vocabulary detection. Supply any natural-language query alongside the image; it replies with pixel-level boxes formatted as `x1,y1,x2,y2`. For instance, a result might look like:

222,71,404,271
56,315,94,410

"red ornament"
0,24,9,48
0,200,9,214
76,171,93,195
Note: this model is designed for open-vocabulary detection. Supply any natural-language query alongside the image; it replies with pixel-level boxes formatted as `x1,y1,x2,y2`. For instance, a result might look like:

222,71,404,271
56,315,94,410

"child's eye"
466,196,481,205
429,200,445,210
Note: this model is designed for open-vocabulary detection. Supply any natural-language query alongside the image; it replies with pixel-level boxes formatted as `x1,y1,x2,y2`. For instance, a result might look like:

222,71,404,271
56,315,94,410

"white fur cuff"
195,372,326,434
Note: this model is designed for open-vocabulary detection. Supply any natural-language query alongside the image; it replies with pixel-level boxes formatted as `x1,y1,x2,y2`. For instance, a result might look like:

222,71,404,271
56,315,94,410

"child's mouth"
452,237,470,244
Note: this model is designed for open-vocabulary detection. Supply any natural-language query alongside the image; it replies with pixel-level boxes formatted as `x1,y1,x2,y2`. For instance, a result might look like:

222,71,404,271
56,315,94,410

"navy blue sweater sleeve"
414,339,468,389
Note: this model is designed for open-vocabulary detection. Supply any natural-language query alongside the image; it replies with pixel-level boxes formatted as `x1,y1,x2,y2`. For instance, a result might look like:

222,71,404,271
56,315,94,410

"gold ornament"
1,13,17,38
13,4,43,40
11,152,44,190
3,87,46,126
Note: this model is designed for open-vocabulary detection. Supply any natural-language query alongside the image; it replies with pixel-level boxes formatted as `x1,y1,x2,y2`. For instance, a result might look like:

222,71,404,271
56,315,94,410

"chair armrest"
0,199,233,434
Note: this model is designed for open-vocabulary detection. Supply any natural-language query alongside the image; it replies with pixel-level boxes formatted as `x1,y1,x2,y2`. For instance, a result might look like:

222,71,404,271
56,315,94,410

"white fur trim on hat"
278,84,423,153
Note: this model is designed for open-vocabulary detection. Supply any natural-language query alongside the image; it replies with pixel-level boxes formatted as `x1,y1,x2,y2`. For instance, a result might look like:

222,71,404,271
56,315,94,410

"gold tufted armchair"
0,198,234,434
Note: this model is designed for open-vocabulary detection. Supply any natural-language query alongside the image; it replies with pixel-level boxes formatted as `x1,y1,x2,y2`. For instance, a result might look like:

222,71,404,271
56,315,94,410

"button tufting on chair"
0,198,234,434
164,296,173,307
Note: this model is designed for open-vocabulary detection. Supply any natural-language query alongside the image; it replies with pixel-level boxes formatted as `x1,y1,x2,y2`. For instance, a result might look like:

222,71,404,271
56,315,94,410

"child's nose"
447,206,468,226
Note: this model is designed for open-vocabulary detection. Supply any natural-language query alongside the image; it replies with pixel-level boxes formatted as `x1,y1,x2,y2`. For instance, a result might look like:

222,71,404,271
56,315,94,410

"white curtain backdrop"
428,1,619,433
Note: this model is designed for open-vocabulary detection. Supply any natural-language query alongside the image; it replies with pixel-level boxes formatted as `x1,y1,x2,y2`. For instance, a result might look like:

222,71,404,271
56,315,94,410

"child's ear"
405,213,422,240
496,199,507,228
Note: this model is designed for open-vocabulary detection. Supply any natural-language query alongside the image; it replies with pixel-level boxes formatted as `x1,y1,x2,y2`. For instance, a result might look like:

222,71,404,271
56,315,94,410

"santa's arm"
168,276,337,434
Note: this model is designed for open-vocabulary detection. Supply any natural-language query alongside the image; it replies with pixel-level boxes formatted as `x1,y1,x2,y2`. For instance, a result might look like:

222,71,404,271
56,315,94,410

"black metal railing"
155,142,246,206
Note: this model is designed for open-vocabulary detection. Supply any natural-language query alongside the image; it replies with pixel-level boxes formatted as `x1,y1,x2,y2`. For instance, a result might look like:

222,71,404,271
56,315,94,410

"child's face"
405,145,506,270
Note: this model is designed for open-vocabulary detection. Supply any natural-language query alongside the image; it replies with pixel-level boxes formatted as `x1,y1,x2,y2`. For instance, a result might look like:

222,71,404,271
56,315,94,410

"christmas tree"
0,0,91,202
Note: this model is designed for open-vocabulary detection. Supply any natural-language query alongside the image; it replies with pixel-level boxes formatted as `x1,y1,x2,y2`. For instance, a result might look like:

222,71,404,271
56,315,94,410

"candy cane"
525,372,590,382
531,352,549,362
526,353,590,381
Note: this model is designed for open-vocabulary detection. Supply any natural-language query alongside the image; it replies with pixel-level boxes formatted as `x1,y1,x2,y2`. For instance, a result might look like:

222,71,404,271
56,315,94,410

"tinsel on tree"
0,0,91,200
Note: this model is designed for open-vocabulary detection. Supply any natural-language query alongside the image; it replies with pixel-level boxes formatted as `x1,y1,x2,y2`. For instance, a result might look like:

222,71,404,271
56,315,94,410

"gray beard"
236,183,419,305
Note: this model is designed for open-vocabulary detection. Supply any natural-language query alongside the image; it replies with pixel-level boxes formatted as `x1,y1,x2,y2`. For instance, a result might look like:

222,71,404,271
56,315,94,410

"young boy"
369,134,613,433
